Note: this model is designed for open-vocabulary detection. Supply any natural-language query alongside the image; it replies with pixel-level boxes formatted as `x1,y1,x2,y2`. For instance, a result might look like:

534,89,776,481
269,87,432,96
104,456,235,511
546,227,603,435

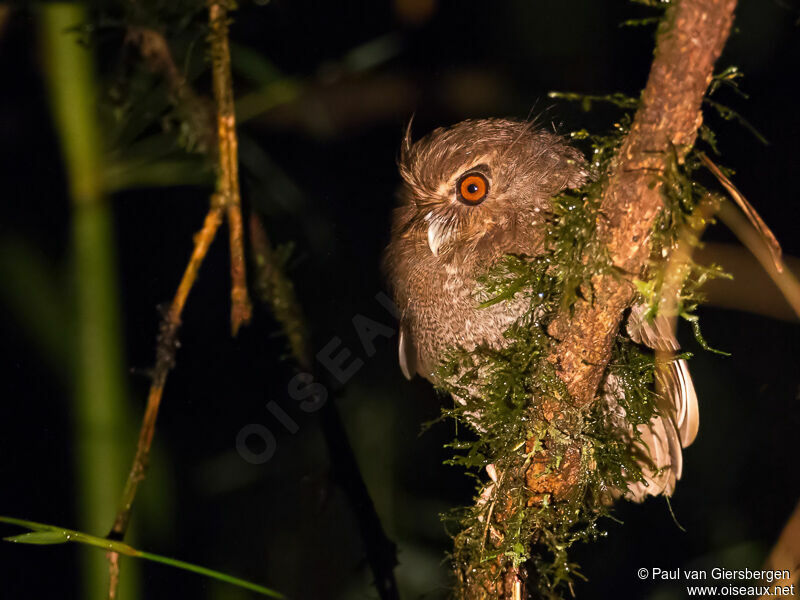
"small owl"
384,118,698,500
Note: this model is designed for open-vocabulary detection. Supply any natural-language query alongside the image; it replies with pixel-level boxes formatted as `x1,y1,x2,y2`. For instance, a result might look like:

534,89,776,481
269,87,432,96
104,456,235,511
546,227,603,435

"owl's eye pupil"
456,172,489,205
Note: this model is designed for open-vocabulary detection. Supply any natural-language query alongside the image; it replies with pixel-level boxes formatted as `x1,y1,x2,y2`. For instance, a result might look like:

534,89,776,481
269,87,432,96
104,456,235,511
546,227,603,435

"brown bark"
758,501,800,600
549,0,737,407
540,0,737,490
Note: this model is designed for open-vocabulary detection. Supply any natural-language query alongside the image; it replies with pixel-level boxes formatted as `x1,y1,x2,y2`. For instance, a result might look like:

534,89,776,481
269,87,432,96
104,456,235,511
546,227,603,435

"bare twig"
717,200,800,320
106,11,249,595
700,152,783,273
107,202,224,598
107,7,396,596
209,0,252,335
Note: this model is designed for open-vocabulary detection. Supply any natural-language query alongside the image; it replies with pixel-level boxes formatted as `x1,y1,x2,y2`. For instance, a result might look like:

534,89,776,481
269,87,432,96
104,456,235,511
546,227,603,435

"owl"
384,118,698,501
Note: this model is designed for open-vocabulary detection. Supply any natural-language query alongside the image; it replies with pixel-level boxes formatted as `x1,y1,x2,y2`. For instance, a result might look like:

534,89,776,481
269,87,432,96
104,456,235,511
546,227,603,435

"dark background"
1,1,798,598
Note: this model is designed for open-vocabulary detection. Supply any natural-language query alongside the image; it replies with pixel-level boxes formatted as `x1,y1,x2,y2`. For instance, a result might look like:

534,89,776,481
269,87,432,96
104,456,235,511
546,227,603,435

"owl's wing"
398,324,417,380
622,303,699,501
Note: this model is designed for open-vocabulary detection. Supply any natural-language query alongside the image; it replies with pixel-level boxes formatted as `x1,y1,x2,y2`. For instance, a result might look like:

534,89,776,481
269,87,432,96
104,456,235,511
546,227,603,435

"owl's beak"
425,212,453,257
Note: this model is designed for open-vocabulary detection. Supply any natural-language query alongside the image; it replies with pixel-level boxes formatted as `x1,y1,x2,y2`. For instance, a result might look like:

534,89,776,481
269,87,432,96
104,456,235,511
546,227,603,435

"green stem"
0,516,285,599
38,4,137,598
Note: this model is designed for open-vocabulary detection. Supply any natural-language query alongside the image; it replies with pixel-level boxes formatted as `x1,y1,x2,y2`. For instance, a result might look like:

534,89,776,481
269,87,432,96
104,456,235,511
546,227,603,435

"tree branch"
106,9,252,596
459,1,739,597
548,0,737,407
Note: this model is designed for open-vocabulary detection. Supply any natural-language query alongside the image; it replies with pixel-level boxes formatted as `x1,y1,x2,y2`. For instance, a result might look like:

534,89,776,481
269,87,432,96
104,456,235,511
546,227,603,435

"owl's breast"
400,255,528,382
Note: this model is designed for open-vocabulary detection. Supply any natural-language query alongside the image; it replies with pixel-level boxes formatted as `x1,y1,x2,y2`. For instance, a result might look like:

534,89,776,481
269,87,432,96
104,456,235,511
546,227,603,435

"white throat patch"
424,211,455,257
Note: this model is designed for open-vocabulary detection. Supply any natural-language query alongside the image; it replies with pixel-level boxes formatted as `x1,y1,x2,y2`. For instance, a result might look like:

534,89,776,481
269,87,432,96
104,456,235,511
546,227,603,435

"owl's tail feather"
617,304,700,502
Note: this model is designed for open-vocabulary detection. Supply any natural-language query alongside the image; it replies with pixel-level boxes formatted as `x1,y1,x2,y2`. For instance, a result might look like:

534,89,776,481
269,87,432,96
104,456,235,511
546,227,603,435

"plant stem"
249,213,400,599
107,3,256,595
0,516,285,599
107,202,224,597
38,4,138,599
209,0,252,336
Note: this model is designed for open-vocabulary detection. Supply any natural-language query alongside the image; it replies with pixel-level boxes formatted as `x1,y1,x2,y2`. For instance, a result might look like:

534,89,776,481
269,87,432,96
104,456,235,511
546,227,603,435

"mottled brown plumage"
384,118,698,501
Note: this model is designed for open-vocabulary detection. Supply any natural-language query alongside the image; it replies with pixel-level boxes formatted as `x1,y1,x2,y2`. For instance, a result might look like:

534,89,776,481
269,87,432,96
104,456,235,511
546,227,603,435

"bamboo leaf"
4,531,70,545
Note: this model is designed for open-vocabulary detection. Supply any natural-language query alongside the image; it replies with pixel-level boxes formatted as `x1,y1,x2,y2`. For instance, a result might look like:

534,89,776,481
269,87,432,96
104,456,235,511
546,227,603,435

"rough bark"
548,0,737,407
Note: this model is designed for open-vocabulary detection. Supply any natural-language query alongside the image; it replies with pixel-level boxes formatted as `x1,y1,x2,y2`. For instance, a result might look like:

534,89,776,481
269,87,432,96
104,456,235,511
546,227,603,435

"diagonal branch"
548,0,738,407
107,200,225,598
460,1,739,597
758,500,800,600
542,0,737,585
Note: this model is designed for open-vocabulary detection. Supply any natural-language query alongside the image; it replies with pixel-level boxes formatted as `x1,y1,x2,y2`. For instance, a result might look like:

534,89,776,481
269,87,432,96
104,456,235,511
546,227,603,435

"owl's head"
396,118,588,260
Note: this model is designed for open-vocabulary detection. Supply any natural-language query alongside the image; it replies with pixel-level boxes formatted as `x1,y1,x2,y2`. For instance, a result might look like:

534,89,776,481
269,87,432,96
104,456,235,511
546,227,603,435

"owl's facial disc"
424,166,492,257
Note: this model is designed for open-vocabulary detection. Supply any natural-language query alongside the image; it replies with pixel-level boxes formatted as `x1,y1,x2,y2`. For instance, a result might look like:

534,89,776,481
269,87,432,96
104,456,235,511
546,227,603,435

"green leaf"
0,516,285,598
5,531,70,545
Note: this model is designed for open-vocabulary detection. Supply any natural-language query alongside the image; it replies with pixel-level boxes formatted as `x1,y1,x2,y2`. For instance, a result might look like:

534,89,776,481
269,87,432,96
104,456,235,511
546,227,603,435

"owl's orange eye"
456,172,489,205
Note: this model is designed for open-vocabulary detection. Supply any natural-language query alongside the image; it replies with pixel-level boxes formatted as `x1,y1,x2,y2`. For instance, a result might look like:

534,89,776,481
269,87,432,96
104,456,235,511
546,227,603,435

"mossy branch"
548,0,737,407
458,0,739,597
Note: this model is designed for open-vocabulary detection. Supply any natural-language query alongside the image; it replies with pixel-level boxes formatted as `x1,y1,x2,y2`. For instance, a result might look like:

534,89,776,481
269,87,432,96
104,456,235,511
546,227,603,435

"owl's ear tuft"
397,116,417,186
401,115,415,162
403,115,415,152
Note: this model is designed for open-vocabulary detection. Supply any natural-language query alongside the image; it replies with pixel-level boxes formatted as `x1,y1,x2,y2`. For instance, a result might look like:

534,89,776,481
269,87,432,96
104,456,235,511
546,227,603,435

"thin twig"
699,152,783,273
209,0,252,335
718,200,800,319
126,27,216,155
105,8,256,596
107,202,224,598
